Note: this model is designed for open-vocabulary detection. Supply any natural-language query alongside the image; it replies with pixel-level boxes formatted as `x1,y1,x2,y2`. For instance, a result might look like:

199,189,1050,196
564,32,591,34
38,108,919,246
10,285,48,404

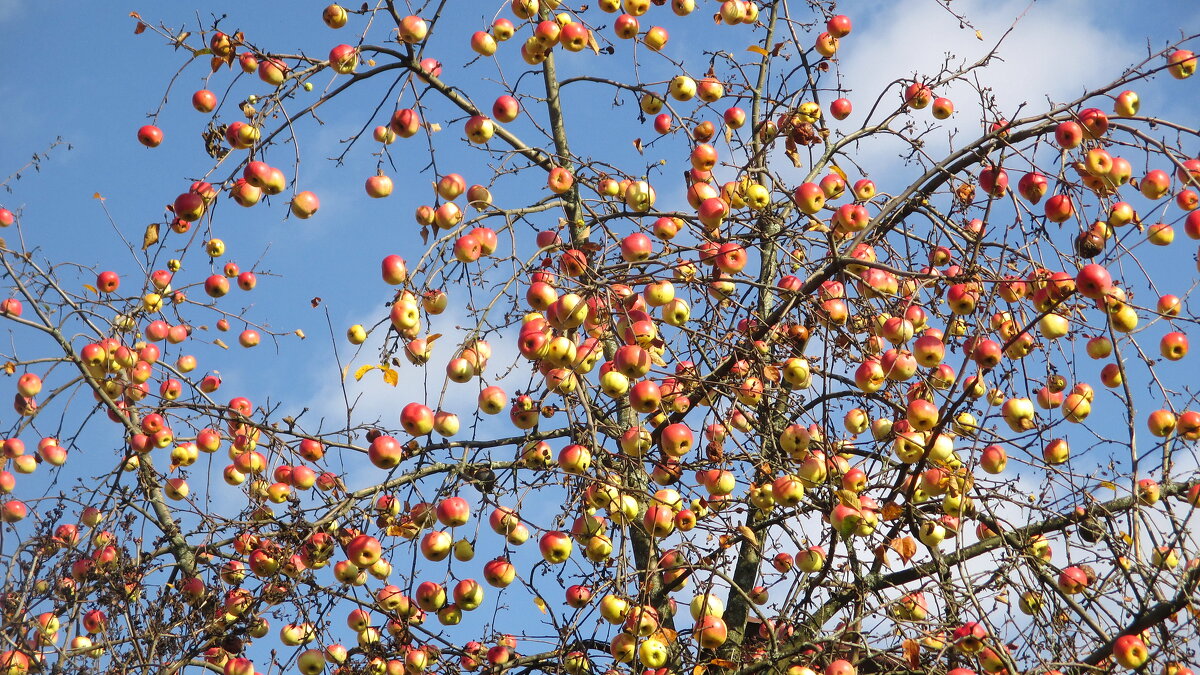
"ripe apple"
290,191,320,219
931,97,954,119
365,174,393,198
1112,634,1149,669
1168,49,1197,79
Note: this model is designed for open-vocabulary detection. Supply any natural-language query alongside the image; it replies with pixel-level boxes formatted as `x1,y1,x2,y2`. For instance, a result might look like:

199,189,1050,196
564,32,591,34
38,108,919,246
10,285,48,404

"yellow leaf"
213,339,228,350
975,30,984,41
354,364,375,381
710,661,737,669
736,525,759,547
829,163,848,182
294,329,306,339
693,666,707,675
589,32,600,55
381,366,399,387
534,597,547,613
428,122,441,133
142,223,160,251
341,364,350,381
83,284,98,294
1098,481,1117,490
367,59,376,66
92,192,105,200
746,45,769,57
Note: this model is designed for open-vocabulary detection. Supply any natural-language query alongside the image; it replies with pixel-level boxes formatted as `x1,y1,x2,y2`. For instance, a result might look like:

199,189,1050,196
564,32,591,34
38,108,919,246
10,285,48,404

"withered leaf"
903,639,920,668
142,223,160,250
889,536,918,563
310,297,322,308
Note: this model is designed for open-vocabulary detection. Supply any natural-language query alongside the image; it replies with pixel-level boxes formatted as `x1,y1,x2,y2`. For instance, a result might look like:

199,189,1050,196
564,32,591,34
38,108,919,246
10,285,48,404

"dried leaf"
381,366,399,387
92,192,105,200
83,284,98,295
589,32,600,55
736,525,759,547
341,364,350,381
213,339,228,350
210,57,226,73
1098,480,1117,490
311,297,322,308
874,544,892,569
2,362,15,375
693,666,707,675
129,11,141,18
533,597,547,614
294,329,306,339
829,163,848,182
354,364,375,381
975,30,984,41
903,639,920,668
633,138,643,155
746,45,769,57
710,661,737,669
134,22,147,35
835,489,861,509
890,536,918,563
367,59,376,67
142,223,160,251
427,122,441,133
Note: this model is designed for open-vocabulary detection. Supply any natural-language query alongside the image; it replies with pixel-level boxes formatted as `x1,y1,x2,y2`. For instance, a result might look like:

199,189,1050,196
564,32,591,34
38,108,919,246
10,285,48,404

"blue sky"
1,0,1200,670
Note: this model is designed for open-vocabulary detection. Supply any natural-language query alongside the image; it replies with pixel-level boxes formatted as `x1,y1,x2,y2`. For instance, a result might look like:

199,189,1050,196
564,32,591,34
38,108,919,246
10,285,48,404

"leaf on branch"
294,329,306,339
746,45,769,57
975,30,984,40
2,362,15,375
890,536,918,563
633,138,644,155
533,597,548,613
874,544,892,569
92,192,105,200
142,223,160,250
835,489,861,508
311,297,322,308
693,666,707,675
380,366,399,387
589,32,601,55
736,525,759,547
213,339,228,349
709,660,737,669
83,283,98,295
903,639,920,668
129,11,141,18
829,163,848,182
134,22,147,35
428,123,442,133
1098,480,1117,490
354,364,375,381
341,364,350,381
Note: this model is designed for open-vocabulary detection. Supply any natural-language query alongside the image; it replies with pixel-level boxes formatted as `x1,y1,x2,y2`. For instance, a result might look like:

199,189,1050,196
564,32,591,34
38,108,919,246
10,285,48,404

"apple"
931,97,954,119
815,32,838,57
323,3,348,28
1113,90,1139,116
1112,634,1149,669
904,82,933,109
483,557,516,587
1161,331,1188,360
539,531,572,563
391,108,421,137
291,191,320,219
464,115,495,144
1167,49,1197,79
365,174,393,198
137,125,163,148
1054,120,1083,149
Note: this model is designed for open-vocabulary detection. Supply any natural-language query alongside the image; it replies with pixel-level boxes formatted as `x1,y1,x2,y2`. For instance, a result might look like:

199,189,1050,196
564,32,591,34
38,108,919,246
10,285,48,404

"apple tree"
1,2,1199,675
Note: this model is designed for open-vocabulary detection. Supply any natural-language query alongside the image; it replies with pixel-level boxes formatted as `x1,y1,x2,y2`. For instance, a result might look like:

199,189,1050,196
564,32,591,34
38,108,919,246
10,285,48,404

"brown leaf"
310,297,322,308
889,536,918,563
2,362,15,375
873,544,892,569
883,499,902,521
142,223,160,250
92,192,105,200
736,525,759,547
709,660,737,669
129,11,141,18
588,32,600,55
134,22,147,35
213,339,228,350
633,138,643,155
903,639,920,668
